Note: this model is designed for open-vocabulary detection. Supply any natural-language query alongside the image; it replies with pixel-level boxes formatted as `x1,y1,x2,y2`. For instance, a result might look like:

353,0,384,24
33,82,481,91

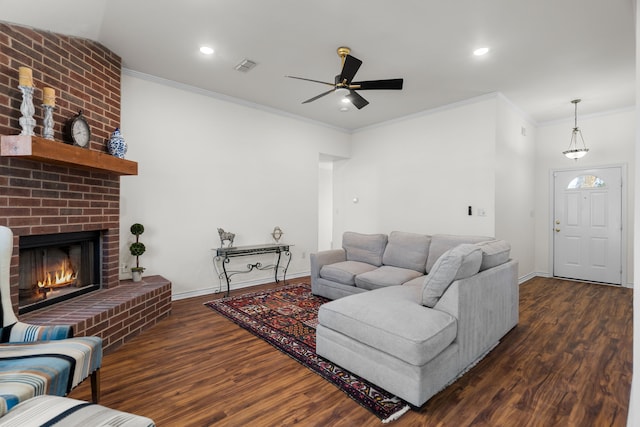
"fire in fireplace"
19,231,102,314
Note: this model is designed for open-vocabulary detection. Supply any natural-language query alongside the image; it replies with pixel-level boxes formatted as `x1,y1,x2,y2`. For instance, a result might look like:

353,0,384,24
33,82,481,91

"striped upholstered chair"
0,395,155,426
0,226,102,417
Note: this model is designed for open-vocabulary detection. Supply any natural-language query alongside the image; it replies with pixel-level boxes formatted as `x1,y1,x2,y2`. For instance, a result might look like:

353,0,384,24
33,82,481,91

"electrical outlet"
121,264,129,273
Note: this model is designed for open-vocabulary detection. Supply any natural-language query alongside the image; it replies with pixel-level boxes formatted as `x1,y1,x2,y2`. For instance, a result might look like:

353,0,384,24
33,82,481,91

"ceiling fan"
285,47,403,109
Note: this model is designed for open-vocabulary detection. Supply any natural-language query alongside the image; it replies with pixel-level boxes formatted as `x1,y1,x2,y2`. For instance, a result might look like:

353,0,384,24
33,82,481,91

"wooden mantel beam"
1,135,138,176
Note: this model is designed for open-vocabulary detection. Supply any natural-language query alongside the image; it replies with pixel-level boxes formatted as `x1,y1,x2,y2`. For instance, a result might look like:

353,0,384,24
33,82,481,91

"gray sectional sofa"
310,231,518,407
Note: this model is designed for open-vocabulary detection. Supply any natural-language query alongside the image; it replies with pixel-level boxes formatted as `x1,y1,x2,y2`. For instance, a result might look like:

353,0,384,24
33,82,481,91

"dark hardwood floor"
69,276,632,426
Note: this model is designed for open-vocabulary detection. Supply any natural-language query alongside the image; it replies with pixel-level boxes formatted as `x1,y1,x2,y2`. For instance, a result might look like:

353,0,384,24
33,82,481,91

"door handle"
555,228,561,232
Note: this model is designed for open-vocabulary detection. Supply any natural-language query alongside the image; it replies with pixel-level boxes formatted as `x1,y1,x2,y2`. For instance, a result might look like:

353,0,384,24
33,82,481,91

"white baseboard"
518,271,551,284
171,271,311,301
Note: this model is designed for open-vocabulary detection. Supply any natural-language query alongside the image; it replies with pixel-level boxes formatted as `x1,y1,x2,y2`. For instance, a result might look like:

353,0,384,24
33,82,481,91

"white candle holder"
18,85,36,136
42,104,55,140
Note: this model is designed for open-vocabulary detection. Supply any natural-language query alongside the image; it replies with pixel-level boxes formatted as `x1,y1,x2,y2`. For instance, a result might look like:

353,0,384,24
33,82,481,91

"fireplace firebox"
19,231,102,314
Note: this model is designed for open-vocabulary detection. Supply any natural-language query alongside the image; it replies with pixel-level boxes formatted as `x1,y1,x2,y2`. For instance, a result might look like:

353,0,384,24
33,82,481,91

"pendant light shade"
563,99,589,160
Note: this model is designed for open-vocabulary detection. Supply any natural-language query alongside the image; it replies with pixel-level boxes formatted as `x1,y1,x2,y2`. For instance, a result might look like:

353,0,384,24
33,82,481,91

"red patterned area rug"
205,283,411,423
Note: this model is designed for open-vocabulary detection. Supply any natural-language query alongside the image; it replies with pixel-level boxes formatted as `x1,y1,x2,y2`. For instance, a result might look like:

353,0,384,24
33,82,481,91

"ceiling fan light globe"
335,87,349,97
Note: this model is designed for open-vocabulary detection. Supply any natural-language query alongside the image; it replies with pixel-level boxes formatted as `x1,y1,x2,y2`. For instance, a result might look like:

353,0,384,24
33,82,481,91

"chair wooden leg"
90,368,101,403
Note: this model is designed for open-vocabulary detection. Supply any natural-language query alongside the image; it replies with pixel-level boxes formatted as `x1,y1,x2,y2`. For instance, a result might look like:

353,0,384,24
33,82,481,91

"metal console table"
213,243,292,296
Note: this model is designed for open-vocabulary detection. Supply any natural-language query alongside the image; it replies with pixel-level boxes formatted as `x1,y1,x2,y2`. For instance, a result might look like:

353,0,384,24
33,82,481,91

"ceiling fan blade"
346,90,369,109
350,78,404,90
285,75,335,86
302,88,335,104
339,55,362,85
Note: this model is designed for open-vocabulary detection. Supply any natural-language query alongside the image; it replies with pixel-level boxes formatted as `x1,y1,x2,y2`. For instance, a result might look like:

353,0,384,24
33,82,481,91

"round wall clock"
64,110,91,148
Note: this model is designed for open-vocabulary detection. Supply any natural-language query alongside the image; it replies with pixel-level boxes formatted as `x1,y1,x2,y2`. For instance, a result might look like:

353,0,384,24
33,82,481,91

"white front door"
553,167,622,285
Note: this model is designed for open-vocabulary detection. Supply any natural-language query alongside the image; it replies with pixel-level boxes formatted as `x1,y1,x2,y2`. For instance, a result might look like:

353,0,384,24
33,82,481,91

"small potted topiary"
129,223,146,282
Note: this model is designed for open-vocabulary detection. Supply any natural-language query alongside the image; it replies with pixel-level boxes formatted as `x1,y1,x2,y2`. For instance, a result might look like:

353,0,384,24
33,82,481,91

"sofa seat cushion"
382,231,431,273
320,261,378,286
402,275,426,287
318,284,457,366
342,232,388,266
354,266,424,290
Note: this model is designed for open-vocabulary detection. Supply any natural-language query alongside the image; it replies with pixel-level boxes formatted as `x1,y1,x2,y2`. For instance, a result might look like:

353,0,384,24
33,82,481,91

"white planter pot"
132,270,143,282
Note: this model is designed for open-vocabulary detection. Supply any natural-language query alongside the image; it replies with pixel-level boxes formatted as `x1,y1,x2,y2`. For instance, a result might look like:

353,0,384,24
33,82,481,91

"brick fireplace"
1,22,171,352
2,159,123,313
1,22,123,313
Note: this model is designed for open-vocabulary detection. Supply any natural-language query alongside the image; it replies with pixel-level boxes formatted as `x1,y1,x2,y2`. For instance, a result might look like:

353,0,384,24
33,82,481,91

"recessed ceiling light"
340,106,350,112
200,46,214,55
473,47,490,56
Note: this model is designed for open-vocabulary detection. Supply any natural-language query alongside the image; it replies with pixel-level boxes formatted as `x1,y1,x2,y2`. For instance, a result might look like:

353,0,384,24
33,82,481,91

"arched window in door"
567,175,605,189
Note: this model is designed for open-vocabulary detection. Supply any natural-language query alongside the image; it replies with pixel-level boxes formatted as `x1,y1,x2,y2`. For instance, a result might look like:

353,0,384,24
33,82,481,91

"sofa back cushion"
421,243,482,307
342,232,388,267
426,234,492,273
382,231,431,273
476,239,511,271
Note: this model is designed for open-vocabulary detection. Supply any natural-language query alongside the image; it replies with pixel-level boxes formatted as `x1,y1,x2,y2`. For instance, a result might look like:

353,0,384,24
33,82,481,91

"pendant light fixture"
563,99,589,160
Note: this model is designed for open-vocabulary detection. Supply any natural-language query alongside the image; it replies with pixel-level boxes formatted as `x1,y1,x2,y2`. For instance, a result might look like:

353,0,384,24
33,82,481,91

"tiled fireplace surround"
1,23,171,352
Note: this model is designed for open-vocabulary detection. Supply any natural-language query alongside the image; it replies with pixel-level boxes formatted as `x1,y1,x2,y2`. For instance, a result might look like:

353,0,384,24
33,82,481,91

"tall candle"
18,67,33,87
43,87,56,106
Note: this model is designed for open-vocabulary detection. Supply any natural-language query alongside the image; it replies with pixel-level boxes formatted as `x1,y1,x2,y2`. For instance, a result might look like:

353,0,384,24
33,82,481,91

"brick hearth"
1,22,171,350
21,276,171,354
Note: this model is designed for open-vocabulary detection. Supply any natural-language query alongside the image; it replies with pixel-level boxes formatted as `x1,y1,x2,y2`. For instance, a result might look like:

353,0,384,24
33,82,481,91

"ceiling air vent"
234,59,257,72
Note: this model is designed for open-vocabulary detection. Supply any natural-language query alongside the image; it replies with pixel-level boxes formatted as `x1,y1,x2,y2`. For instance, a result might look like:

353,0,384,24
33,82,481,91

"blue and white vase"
108,128,127,159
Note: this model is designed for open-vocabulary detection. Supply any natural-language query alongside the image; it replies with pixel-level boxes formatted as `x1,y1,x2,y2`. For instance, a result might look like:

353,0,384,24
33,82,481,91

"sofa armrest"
310,249,346,282
434,259,518,367
5,321,73,343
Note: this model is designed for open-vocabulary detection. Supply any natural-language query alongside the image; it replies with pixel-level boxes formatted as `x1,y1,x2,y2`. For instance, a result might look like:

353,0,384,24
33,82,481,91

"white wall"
495,96,537,279
534,108,636,284
318,159,333,251
119,74,350,298
117,70,635,308
628,3,639,425
330,94,538,280
333,96,498,247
